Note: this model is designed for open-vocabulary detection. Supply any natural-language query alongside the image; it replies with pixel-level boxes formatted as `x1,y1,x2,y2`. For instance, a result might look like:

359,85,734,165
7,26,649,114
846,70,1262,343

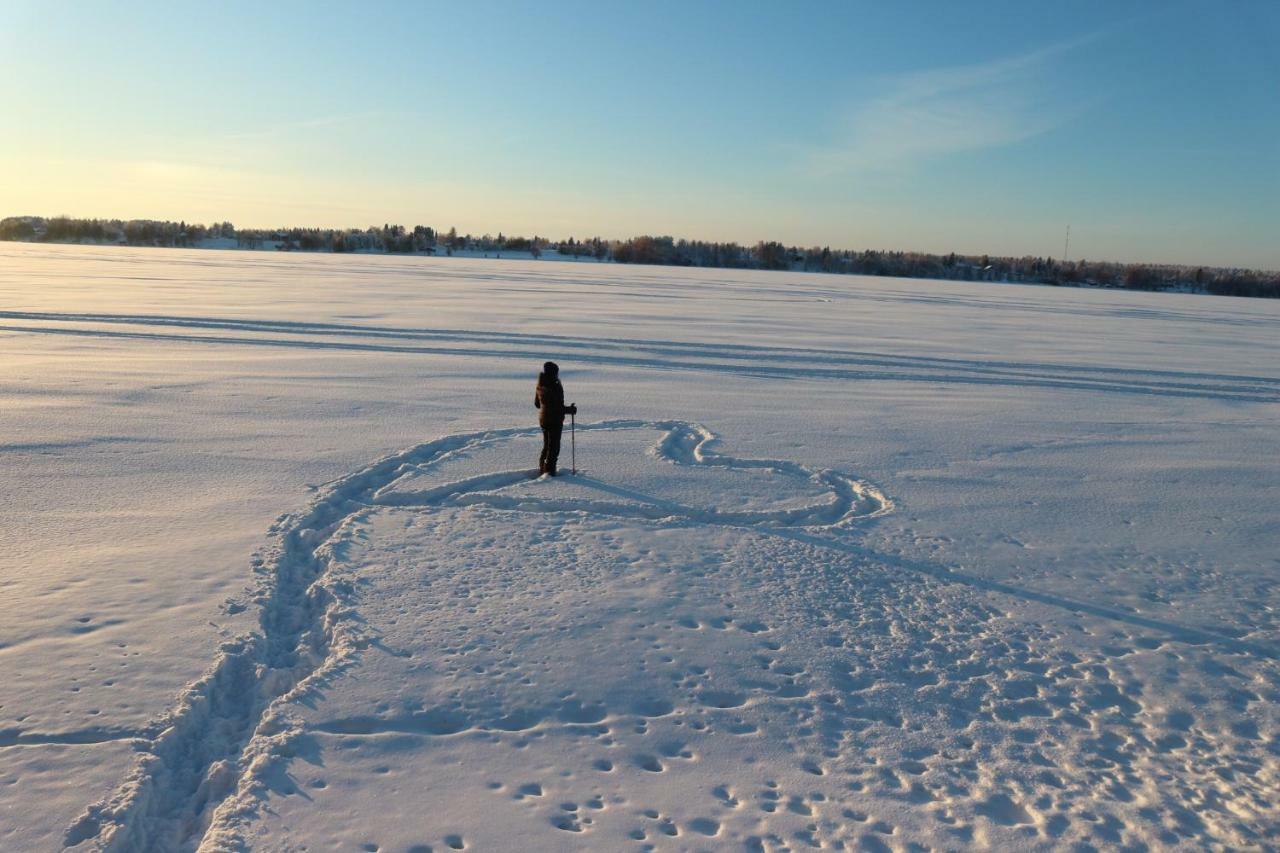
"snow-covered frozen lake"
1,243,1277,851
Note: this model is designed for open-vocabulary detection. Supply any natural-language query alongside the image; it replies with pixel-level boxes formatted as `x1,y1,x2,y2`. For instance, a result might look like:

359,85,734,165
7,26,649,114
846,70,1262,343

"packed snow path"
67,422,1275,851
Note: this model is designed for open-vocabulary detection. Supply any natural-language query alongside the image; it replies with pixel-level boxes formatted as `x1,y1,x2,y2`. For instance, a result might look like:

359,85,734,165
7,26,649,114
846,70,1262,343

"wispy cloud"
804,36,1096,176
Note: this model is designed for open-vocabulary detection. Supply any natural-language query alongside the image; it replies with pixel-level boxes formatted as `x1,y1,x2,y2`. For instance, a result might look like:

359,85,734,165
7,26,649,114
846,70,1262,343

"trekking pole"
571,406,576,475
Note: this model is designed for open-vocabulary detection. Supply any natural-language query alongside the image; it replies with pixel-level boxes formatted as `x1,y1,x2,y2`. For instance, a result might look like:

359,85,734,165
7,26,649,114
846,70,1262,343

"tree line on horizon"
2,214,1276,300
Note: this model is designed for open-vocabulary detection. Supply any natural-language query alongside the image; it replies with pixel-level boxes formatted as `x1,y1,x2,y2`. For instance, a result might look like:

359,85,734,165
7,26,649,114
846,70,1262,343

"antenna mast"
1063,225,1071,263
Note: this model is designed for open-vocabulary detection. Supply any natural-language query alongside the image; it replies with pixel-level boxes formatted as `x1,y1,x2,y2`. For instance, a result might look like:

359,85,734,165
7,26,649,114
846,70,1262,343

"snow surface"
0,242,1277,851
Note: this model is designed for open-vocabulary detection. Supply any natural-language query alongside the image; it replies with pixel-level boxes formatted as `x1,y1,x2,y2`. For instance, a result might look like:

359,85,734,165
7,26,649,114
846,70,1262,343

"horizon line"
5,212,1277,276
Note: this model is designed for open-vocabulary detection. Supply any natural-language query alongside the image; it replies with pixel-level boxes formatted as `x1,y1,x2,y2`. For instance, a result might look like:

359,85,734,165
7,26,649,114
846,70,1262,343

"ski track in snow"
62,420,892,852
3,310,1279,403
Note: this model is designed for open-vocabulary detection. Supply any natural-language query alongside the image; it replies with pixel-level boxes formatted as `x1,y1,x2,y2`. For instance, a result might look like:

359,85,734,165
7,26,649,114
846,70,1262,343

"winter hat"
543,361,559,376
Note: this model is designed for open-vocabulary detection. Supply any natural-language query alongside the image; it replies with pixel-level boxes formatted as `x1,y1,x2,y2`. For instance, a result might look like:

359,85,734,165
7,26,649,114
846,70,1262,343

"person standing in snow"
534,361,576,476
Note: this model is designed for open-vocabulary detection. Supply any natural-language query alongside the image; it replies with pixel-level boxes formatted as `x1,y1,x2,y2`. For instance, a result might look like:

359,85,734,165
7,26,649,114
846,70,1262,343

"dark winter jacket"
535,372,575,427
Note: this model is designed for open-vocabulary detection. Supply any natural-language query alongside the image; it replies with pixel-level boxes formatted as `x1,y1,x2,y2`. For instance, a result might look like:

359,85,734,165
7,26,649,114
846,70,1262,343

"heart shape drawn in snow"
371,420,893,529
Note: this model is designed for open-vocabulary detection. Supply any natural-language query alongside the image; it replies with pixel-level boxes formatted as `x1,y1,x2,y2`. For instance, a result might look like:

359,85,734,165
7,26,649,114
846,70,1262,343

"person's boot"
548,464,557,477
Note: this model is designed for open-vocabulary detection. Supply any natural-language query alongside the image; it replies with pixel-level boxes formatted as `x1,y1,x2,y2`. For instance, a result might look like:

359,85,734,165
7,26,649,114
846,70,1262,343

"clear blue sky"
2,1,1276,268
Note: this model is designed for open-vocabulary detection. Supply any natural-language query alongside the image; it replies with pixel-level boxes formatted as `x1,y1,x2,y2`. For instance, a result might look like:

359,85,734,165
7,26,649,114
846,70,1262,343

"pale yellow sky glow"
2,154,859,251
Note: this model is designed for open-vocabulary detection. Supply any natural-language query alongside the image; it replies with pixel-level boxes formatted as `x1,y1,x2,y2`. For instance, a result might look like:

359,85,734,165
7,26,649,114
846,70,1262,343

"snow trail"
4,310,1278,403
374,420,891,528
64,421,890,851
